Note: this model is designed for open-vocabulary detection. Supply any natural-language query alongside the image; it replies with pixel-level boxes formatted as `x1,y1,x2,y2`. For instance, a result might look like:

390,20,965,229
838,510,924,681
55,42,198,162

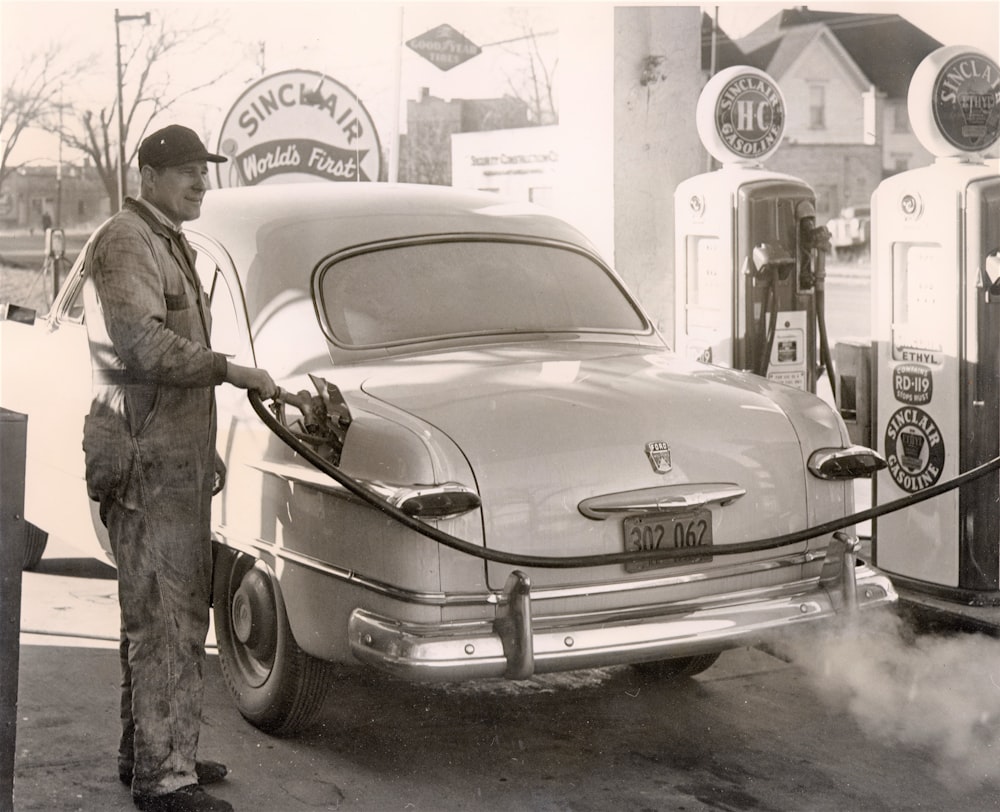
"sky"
714,0,998,48
2,0,998,166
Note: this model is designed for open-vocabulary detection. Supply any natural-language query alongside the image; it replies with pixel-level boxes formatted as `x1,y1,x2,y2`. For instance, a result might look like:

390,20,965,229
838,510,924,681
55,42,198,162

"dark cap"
138,125,227,169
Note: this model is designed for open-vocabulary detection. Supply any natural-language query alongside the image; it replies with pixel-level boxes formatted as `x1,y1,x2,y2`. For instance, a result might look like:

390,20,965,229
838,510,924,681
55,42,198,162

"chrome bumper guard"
348,534,897,682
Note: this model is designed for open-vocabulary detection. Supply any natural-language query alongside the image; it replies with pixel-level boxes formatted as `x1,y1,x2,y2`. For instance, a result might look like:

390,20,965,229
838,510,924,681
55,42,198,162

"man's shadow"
32,556,117,580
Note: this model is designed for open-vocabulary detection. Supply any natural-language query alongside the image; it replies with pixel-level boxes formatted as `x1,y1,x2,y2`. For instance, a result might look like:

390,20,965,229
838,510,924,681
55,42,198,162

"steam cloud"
776,611,1000,788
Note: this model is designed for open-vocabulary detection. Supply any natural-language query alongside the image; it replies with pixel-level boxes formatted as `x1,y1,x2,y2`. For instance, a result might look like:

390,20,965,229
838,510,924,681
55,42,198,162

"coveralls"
81,197,229,798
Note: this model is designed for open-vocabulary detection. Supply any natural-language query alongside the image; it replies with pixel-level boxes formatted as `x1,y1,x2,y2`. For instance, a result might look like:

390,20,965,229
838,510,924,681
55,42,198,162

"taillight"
385,483,482,519
808,445,887,480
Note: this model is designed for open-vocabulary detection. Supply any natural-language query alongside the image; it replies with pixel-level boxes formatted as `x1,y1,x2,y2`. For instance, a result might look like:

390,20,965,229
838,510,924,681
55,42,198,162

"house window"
809,85,826,129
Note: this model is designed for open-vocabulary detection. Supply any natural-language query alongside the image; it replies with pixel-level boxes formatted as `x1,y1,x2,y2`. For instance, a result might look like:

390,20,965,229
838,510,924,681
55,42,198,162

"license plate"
622,509,713,572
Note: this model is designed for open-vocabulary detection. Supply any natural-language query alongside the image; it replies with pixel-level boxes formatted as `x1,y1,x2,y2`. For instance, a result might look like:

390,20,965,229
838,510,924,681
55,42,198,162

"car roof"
193,182,599,268
186,183,621,363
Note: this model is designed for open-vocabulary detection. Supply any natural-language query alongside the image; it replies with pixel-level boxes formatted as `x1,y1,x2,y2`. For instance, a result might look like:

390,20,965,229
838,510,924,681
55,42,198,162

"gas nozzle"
747,242,795,281
270,374,352,466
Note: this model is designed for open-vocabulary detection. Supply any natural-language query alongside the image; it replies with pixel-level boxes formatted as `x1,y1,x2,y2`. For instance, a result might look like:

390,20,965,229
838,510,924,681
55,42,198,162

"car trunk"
361,342,816,592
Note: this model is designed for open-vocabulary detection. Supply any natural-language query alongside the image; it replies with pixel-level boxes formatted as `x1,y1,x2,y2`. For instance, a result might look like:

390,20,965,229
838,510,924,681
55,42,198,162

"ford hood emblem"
645,441,672,474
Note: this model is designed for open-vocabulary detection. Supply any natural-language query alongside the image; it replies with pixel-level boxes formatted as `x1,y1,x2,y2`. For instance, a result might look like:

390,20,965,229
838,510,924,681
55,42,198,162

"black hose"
813,246,838,395
249,391,1000,569
754,273,779,377
762,280,779,377
816,288,838,394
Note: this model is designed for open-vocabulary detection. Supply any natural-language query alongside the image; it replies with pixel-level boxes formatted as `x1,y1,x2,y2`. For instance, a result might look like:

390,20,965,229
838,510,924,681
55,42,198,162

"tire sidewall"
213,553,304,731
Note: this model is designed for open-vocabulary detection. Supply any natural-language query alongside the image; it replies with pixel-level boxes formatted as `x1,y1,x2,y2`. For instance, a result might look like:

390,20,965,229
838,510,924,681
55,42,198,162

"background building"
720,8,945,217
400,88,532,185
0,164,115,231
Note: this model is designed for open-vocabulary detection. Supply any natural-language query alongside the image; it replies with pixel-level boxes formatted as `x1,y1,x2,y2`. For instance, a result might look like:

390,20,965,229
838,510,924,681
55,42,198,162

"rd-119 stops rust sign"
215,69,382,187
406,23,481,71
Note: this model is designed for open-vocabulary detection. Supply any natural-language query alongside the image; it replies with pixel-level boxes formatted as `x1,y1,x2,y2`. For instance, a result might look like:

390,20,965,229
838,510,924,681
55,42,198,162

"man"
82,124,275,812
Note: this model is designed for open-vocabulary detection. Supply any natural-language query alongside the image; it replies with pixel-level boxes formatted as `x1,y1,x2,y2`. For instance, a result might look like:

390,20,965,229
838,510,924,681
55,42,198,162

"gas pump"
675,65,834,393
870,45,1000,606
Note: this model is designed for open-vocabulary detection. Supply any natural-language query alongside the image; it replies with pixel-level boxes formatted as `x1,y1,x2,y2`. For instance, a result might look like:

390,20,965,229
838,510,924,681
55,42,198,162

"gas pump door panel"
684,235,731,365
891,243,951,366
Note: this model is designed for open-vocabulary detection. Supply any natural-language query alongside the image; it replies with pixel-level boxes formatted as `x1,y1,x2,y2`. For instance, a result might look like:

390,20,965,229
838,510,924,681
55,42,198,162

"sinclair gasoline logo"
215,69,382,188
883,407,946,493
714,72,785,159
932,52,1000,152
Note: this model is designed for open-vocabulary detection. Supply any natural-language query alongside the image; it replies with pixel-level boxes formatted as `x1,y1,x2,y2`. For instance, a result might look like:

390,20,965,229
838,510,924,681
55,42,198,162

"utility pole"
115,8,150,211
55,85,63,227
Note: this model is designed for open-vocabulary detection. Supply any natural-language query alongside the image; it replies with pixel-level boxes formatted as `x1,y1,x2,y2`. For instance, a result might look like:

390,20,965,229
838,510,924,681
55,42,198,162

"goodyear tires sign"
406,24,481,71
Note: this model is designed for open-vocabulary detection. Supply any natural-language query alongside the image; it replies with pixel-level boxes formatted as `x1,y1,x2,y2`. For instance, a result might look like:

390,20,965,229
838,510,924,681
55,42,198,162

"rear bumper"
349,537,897,681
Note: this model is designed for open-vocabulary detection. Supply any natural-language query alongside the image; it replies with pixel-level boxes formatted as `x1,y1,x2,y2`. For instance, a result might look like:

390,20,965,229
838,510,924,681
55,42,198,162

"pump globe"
907,44,1000,159
696,65,786,166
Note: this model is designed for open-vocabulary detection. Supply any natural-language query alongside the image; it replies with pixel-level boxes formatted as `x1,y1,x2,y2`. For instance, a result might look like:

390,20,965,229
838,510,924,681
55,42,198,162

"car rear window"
316,239,649,347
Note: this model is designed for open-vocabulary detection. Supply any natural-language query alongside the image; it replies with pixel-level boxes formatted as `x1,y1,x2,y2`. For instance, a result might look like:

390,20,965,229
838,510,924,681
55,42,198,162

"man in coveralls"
82,124,276,812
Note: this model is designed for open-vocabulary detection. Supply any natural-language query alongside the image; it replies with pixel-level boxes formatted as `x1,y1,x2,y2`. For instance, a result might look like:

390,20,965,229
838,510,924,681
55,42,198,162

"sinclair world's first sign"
215,69,382,187
406,23,481,71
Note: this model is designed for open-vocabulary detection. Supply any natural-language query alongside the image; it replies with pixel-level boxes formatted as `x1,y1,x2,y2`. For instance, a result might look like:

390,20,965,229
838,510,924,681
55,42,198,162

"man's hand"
225,361,277,399
213,451,227,495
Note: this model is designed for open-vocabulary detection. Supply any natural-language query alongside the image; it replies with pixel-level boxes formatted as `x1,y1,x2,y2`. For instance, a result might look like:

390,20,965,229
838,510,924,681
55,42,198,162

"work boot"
120,760,228,787
133,784,233,811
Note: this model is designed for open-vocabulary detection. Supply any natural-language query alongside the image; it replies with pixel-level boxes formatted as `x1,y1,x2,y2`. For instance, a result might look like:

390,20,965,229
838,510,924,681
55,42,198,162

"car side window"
52,255,90,324
63,275,86,324
54,247,242,360
194,252,240,357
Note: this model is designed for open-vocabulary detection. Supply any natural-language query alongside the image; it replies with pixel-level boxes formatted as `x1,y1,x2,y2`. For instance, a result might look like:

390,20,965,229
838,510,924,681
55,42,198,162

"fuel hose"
811,227,838,395
249,390,1000,569
753,272,780,378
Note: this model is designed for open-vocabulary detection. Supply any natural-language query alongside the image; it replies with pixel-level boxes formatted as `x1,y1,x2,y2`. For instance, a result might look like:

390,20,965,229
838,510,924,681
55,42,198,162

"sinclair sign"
215,69,382,187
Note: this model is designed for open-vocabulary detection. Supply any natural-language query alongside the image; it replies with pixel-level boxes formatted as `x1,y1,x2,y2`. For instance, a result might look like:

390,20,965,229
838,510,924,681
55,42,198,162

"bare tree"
0,43,92,190
44,12,235,211
497,12,559,125
400,118,454,186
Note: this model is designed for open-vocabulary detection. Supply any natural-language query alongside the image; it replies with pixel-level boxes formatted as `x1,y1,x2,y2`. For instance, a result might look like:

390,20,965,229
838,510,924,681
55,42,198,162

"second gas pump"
674,66,835,395
866,46,1000,613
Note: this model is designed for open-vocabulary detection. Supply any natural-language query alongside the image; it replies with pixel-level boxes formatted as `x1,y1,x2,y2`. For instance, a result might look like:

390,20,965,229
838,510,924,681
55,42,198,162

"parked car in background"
827,205,871,261
0,183,896,734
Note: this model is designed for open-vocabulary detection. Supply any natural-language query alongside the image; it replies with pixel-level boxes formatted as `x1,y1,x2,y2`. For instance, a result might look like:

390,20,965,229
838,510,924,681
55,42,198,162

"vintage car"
827,204,871,260
1,182,896,734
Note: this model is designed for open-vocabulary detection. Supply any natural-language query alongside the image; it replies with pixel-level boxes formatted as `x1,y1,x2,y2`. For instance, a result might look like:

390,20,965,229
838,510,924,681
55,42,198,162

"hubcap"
230,565,278,664
232,590,254,644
